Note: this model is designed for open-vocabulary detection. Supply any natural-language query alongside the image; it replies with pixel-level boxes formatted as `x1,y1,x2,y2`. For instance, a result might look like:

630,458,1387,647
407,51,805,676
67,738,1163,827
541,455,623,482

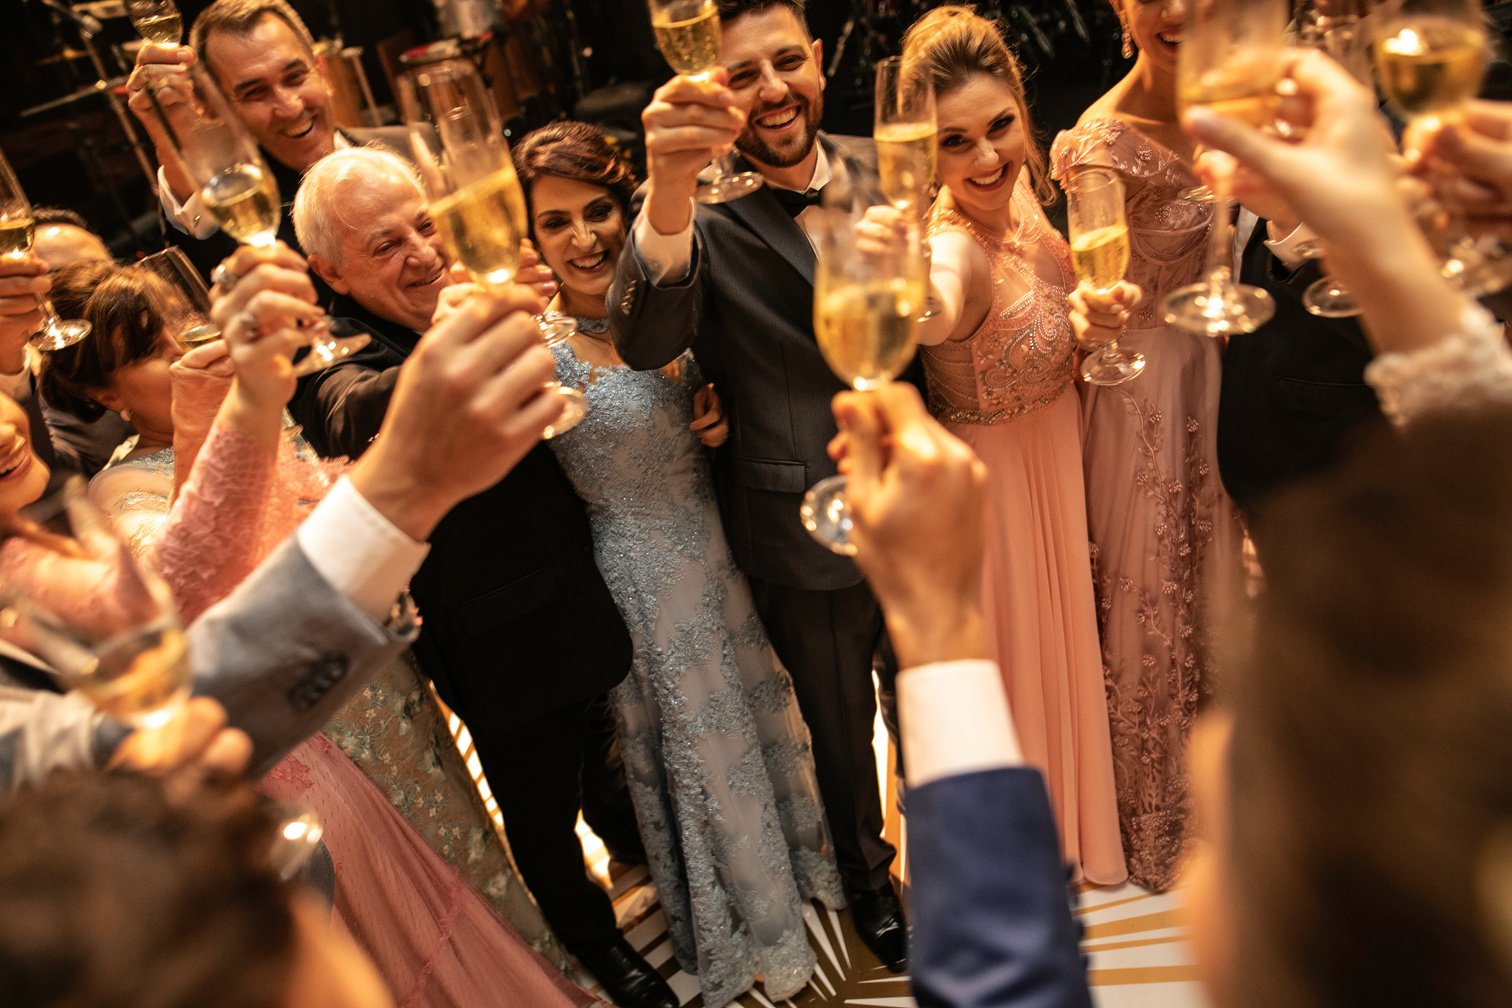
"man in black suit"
607,0,905,971
285,148,674,1008
122,0,411,283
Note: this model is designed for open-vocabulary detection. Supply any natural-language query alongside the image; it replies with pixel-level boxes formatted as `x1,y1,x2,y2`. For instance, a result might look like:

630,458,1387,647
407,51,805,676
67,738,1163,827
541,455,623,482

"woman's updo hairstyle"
513,121,640,219
901,4,1054,205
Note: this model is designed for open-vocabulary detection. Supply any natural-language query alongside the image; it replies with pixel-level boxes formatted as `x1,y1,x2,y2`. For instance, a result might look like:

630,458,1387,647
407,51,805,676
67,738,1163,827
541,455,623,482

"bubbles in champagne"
202,164,280,246
431,168,525,287
1376,17,1488,121
876,122,938,209
652,0,722,76
1071,225,1131,293
814,278,922,390
133,13,183,43
0,217,35,258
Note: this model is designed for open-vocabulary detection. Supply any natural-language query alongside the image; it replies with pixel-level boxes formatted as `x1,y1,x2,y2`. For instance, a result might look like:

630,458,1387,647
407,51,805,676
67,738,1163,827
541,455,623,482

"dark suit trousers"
467,698,620,953
747,577,896,893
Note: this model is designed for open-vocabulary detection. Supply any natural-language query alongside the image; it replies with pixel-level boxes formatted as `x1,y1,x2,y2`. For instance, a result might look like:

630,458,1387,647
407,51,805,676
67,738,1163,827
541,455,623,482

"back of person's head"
31,206,112,272
189,0,316,63
900,4,1052,203
40,262,170,422
714,0,809,31
0,771,294,1008
1229,407,1512,1007
513,121,640,216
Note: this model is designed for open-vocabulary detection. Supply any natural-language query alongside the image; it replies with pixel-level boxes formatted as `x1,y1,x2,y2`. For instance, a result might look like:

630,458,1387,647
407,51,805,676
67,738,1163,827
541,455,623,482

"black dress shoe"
574,936,679,1008
851,882,909,973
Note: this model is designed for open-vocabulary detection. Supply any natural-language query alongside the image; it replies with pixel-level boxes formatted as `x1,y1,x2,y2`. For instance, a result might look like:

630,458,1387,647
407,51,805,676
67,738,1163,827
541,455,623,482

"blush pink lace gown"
923,181,1127,886
66,427,600,1008
1051,119,1245,892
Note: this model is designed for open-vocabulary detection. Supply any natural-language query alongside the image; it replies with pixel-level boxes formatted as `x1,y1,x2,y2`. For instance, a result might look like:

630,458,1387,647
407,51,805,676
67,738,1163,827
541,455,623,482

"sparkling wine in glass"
127,0,184,45
143,63,368,375
874,56,937,212
1066,168,1145,386
1373,0,1499,291
399,58,587,439
648,0,764,204
1162,0,1285,337
0,149,92,351
799,176,925,555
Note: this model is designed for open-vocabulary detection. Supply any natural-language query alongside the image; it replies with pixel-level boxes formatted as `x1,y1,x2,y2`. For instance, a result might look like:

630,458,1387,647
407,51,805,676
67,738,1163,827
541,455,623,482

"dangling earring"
1121,22,1134,59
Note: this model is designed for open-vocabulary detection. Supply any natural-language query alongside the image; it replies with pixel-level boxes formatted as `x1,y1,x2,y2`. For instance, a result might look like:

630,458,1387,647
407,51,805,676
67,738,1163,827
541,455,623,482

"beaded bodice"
922,178,1077,426
1051,118,1215,332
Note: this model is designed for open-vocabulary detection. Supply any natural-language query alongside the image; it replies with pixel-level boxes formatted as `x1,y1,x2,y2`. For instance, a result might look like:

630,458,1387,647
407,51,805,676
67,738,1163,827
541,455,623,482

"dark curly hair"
0,771,296,1008
513,121,640,222
39,261,175,423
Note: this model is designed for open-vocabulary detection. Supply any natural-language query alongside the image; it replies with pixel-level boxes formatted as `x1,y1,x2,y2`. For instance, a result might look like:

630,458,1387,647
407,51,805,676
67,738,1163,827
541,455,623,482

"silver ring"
235,310,258,334
211,263,240,292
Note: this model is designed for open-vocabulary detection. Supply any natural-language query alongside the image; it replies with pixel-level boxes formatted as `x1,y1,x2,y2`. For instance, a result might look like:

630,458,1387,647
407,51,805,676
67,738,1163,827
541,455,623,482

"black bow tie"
771,186,823,219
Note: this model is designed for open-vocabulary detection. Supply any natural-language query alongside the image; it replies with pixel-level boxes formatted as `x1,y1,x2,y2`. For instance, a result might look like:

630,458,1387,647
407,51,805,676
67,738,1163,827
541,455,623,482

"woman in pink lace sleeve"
886,6,1128,884
35,246,597,1008
1046,0,1245,892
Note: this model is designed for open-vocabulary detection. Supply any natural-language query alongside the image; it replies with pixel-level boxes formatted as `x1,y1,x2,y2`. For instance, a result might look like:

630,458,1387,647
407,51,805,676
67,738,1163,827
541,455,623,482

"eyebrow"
725,44,806,75
939,105,1018,135
231,58,307,96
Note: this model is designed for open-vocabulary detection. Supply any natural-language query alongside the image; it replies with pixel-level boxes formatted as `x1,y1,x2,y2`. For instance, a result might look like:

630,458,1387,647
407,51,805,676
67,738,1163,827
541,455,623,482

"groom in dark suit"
608,0,905,970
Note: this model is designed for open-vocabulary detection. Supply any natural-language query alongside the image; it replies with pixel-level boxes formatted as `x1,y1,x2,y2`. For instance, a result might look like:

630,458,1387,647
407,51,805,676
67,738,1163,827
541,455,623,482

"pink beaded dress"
4,423,600,1008
1051,119,1245,892
923,178,1127,885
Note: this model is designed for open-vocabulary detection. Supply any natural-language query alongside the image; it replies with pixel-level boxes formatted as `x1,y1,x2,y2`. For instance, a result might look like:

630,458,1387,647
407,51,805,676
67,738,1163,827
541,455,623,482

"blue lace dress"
549,321,844,1007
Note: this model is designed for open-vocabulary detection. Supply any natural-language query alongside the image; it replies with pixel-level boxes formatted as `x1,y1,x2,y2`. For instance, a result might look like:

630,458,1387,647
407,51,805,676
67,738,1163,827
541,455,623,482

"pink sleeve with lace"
154,424,276,624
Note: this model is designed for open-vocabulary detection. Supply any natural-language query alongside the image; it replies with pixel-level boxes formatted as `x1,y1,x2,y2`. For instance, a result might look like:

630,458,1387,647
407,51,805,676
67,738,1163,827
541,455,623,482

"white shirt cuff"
632,206,695,285
899,659,1023,789
158,165,218,239
1264,221,1317,271
296,476,429,624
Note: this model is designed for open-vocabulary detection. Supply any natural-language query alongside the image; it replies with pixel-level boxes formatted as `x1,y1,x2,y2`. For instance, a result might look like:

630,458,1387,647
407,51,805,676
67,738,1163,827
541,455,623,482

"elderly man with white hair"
288,147,678,1008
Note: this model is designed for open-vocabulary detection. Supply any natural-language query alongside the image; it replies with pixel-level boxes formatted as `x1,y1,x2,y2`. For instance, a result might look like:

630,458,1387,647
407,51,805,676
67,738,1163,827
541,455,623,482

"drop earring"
1121,23,1134,59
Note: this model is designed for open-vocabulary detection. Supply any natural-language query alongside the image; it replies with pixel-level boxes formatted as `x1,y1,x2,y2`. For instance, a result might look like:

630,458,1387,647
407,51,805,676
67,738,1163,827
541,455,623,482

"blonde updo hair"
901,5,1054,205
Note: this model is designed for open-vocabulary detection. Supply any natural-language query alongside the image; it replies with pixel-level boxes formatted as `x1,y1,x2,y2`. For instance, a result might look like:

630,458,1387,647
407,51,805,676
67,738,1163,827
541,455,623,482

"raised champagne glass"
1161,0,1286,337
874,56,937,212
0,148,91,351
799,173,926,555
1066,167,1145,385
142,63,369,376
131,246,220,347
647,0,764,204
398,58,586,439
127,0,184,44
1373,0,1498,292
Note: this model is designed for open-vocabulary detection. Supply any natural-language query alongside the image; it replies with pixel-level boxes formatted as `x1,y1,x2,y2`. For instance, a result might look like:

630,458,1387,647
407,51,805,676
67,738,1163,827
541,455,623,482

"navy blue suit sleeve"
909,767,1093,1008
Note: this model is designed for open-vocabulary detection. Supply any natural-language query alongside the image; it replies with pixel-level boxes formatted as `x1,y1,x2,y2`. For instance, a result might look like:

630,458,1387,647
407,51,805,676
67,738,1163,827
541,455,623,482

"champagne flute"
131,246,221,347
398,58,587,439
1373,0,1498,291
874,56,937,213
799,174,926,555
1162,0,1286,338
127,0,184,44
1066,168,1145,385
142,63,369,376
0,148,92,351
648,0,764,204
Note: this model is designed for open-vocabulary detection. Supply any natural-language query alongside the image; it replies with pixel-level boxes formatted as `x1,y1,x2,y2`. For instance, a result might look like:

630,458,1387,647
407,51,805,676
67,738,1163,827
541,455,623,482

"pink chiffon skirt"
262,735,599,1008
945,390,1128,886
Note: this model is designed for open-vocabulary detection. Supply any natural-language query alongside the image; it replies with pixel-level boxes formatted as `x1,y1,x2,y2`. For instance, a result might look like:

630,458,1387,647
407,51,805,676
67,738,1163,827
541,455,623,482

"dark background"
0,0,1146,256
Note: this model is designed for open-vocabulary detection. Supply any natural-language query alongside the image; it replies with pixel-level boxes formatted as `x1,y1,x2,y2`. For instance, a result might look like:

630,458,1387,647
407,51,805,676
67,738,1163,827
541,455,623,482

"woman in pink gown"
20,250,598,1007
894,5,1126,884
1048,0,1245,892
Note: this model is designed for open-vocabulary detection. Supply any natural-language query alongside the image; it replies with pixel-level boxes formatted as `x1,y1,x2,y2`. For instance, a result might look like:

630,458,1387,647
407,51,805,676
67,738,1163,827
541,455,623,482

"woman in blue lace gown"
514,123,844,1007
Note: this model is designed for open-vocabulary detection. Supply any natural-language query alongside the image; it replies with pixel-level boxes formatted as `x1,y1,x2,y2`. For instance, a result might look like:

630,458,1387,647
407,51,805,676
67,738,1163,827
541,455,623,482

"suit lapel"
718,168,816,286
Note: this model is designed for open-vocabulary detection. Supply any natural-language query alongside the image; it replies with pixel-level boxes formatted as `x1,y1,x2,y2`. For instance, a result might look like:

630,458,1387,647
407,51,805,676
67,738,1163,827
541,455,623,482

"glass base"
799,474,857,556
541,383,588,440
1163,281,1274,337
1081,349,1146,386
696,171,764,205
1443,243,1512,298
539,314,575,346
1303,276,1360,318
1176,185,1218,204
291,331,371,378
29,317,91,351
